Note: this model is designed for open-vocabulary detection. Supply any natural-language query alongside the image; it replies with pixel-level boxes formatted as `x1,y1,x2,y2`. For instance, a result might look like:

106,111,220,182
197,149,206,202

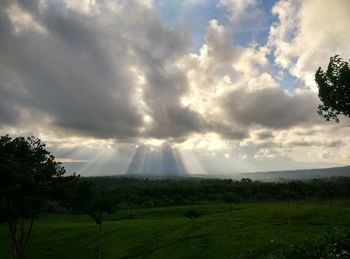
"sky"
0,0,350,176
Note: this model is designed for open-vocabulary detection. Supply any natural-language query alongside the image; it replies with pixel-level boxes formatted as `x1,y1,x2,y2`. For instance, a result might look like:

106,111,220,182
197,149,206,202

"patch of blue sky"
258,0,278,22
279,71,299,92
232,21,270,47
266,50,299,92
155,0,279,52
155,0,230,52
233,0,277,47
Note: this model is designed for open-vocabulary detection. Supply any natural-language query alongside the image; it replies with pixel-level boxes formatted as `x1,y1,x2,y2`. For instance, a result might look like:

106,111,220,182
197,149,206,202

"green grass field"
1,200,350,258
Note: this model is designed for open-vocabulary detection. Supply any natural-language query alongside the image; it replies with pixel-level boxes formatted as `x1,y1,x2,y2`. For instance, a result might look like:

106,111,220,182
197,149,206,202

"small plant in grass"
320,181,338,226
88,195,114,259
184,208,201,226
223,193,240,214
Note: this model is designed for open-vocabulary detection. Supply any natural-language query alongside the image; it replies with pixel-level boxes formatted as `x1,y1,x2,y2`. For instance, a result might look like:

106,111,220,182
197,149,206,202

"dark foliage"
56,175,96,214
316,55,350,122
0,135,66,258
85,176,350,208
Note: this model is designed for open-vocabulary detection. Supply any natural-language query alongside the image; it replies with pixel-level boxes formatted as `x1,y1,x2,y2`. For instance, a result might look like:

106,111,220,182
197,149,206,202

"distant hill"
122,165,350,181
233,165,350,181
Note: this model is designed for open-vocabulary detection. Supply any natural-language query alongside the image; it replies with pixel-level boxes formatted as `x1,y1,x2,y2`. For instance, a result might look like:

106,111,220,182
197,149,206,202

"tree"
0,135,65,259
87,194,114,259
315,55,350,122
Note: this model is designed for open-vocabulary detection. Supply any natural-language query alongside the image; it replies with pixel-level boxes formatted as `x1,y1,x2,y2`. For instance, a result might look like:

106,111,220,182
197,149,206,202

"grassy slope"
1,200,350,259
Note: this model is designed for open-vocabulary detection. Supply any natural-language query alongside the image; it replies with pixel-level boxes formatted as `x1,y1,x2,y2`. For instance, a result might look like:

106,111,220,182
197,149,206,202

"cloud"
1,0,143,139
268,0,350,90
0,64,21,125
222,87,321,129
219,0,257,26
285,139,343,148
0,0,202,140
256,130,273,140
1,0,327,143
1,0,350,171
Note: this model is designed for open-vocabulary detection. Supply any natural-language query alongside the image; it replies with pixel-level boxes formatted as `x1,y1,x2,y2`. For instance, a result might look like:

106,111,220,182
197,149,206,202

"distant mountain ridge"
230,165,350,181
122,166,350,181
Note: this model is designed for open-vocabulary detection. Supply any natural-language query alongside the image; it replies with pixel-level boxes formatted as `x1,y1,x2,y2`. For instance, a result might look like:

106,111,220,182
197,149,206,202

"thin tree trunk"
6,198,21,259
98,223,102,259
329,197,334,226
287,198,290,226
10,220,18,259
9,219,22,259
23,217,34,249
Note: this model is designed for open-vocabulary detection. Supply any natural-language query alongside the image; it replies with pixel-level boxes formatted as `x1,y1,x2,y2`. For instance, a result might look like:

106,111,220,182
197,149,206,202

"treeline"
82,176,350,208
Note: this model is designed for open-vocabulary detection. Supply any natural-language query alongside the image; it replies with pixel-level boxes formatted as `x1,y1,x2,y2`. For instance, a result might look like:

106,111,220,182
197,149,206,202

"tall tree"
315,55,350,122
0,135,65,259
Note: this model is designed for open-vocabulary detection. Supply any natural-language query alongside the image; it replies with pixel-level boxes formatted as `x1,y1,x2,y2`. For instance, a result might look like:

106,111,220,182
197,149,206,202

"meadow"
1,200,350,258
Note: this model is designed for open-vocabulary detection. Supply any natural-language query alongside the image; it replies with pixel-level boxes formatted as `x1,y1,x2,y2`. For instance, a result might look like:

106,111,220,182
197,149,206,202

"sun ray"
178,149,207,175
126,144,187,176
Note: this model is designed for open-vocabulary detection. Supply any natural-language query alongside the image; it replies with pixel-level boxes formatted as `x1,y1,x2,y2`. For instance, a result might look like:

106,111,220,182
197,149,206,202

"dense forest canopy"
86,176,350,208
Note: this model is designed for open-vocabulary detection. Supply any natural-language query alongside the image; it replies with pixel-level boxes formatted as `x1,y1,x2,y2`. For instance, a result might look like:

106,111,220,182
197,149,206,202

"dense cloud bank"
0,0,349,169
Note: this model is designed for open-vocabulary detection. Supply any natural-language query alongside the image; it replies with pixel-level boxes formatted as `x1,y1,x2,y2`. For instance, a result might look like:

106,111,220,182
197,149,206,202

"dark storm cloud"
208,122,249,140
0,64,20,125
0,1,144,138
0,97,19,125
256,130,273,140
0,0,202,140
222,87,322,129
286,140,343,148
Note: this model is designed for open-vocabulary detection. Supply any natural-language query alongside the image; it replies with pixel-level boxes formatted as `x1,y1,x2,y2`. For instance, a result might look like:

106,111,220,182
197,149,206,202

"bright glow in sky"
0,0,349,176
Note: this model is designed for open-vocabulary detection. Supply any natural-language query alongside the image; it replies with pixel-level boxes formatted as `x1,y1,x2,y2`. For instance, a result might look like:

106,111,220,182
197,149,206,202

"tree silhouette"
315,55,350,122
0,135,65,259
